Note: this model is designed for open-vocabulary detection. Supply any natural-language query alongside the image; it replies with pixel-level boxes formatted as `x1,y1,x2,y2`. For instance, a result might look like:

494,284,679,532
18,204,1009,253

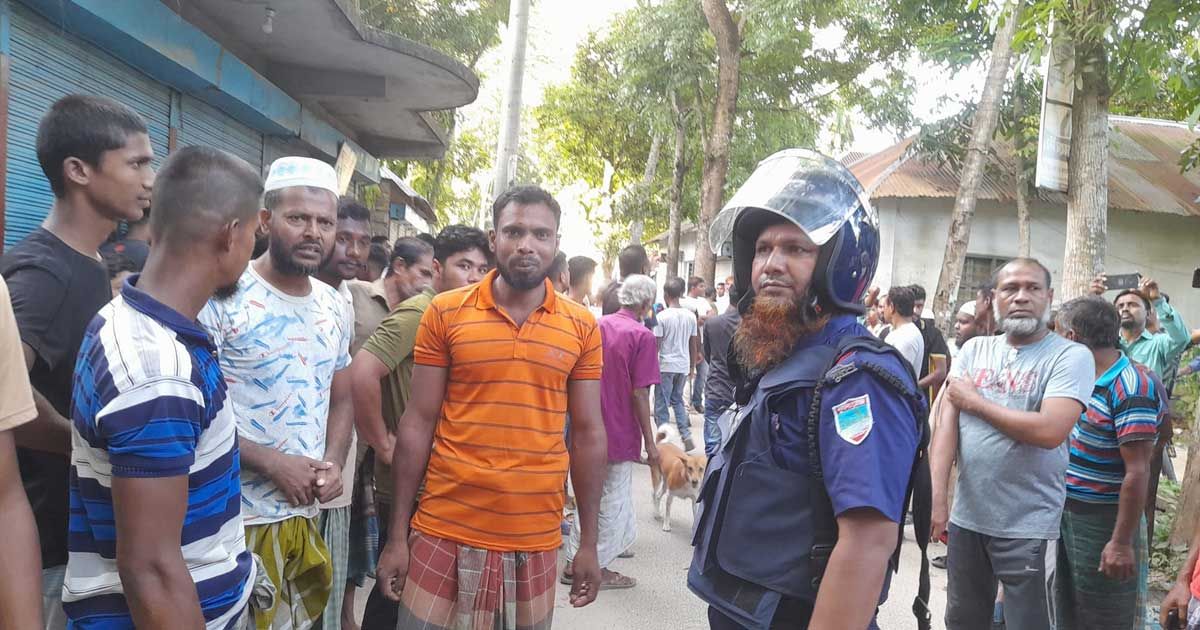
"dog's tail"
655,423,679,445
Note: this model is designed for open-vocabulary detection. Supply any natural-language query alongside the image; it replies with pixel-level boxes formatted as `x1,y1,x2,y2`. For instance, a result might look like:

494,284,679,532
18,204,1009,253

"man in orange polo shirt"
375,186,607,629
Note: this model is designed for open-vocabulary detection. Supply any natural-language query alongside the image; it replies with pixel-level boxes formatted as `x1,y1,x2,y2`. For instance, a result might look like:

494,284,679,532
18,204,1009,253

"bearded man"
930,258,1095,630
688,150,927,630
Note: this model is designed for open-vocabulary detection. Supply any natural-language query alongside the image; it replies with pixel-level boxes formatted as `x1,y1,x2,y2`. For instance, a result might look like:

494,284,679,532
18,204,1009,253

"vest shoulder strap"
805,333,932,630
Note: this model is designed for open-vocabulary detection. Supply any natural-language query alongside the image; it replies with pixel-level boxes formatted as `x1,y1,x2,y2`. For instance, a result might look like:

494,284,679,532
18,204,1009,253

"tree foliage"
362,0,511,67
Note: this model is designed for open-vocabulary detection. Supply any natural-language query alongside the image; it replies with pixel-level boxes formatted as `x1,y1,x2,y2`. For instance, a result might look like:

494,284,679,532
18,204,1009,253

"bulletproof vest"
687,333,931,630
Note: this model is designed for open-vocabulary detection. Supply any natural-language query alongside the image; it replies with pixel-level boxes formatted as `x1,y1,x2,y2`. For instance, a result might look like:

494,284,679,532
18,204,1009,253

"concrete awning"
167,0,479,159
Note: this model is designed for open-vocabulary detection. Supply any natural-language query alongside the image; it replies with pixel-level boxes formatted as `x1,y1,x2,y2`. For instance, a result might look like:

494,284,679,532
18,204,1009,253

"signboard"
1035,27,1075,192
333,143,358,195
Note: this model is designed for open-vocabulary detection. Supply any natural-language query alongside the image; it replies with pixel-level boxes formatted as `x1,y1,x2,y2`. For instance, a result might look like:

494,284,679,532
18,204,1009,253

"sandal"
618,549,635,559
599,569,636,590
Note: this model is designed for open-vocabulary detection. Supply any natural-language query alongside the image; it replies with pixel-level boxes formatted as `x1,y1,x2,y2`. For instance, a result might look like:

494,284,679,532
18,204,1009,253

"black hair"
618,244,649,278
368,243,389,270
390,236,432,267
37,94,149,197
371,235,390,245
993,257,1052,289
434,224,491,264
688,276,705,292
337,197,372,224
105,253,137,279
887,285,916,318
416,233,437,248
909,284,927,302
568,255,597,287
149,146,263,245
548,251,568,280
664,276,685,300
1058,295,1120,350
705,286,717,300
491,185,561,228
1115,288,1151,310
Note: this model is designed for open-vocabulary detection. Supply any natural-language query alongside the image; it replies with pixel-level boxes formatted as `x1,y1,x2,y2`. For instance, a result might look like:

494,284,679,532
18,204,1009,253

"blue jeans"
692,360,708,409
703,397,732,457
655,372,691,441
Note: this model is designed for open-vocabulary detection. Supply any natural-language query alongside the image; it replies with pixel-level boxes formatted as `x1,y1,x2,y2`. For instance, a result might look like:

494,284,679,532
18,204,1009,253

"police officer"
689,150,927,630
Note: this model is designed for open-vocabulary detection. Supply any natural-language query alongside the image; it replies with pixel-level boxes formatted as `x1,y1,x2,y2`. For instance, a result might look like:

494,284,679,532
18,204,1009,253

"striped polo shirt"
65,277,253,628
411,270,603,551
1066,354,1160,504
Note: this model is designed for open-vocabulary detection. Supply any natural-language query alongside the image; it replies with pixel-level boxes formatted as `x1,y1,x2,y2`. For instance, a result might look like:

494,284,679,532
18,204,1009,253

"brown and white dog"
650,424,707,532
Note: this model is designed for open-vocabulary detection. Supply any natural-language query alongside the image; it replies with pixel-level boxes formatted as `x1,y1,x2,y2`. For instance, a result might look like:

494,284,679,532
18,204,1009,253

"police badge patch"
832,394,873,445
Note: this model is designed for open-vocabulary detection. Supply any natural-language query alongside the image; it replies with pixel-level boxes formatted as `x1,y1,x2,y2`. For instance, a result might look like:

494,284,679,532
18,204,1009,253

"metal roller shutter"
5,3,171,247
177,95,264,172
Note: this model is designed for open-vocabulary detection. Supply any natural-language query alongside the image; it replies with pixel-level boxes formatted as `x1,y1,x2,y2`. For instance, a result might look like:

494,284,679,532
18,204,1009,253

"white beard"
999,310,1050,336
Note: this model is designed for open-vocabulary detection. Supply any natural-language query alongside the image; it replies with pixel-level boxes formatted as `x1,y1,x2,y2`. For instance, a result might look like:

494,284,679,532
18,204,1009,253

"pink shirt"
599,309,661,462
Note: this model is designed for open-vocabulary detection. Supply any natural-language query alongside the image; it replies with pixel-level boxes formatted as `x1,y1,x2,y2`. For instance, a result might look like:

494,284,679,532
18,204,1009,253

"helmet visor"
708,149,875,254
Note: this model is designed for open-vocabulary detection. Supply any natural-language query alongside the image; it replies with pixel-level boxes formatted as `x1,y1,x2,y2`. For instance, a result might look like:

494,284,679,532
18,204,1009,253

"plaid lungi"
245,516,332,630
348,448,381,586
396,531,557,630
315,506,350,630
1056,504,1148,630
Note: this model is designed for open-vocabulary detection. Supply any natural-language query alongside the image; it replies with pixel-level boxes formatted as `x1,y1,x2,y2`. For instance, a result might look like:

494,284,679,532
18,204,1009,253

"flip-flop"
559,571,574,586
618,550,635,559
599,570,637,590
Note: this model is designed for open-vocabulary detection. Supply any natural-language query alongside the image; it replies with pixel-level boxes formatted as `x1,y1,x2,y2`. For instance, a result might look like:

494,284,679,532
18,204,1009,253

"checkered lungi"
315,506,350,630
395,531,557,630
1056,505,1148,630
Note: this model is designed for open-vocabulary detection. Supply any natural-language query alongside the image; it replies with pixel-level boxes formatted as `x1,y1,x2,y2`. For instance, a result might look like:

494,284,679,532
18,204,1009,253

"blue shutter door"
176,95,264,172
5,4,171,247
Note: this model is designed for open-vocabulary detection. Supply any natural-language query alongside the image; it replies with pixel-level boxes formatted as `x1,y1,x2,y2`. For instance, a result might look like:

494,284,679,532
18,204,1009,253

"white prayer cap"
264,157,339,196
958,300,977,317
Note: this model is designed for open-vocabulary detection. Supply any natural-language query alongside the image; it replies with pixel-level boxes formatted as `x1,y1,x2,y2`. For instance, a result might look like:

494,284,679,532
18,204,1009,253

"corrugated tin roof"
850,116,1200,217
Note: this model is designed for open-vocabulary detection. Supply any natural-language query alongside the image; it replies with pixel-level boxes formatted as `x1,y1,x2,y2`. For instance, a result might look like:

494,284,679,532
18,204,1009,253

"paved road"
356,411,950,629
552,411,950,630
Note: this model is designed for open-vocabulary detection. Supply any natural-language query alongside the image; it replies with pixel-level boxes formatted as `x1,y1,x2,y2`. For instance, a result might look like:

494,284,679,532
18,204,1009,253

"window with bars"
958,255,1010,307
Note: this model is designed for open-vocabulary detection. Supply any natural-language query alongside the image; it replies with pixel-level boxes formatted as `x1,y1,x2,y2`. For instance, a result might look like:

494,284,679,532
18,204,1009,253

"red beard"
733,292,829,377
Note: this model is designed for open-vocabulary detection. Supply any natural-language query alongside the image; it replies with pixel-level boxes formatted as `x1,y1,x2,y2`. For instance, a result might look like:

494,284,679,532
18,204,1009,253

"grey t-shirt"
949,332,1095,539
653,306,697,374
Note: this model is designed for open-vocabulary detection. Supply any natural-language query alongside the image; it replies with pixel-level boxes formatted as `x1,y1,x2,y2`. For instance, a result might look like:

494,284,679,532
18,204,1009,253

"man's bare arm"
965,396,1081,449
567,379,608,607
809,508,897,629
112,475,206,630
386,364,448,542
315,368,355,503
929,389,957,541
350,352,397,462
0,430,42,629
12,344,71,454
917,355,948,391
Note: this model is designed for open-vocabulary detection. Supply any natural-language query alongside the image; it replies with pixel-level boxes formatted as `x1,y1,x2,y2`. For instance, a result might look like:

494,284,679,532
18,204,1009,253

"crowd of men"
5,93,1200,630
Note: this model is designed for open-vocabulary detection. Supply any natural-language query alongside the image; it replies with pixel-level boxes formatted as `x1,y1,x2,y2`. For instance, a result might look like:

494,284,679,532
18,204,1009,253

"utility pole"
489,0,530,209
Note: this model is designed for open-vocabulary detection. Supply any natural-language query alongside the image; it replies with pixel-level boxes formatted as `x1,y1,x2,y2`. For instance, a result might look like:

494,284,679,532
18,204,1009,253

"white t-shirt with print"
200,264,353,525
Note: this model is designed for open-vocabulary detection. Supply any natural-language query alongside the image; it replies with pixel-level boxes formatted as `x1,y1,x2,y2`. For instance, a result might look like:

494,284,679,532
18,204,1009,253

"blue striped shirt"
1066,354,1160,504
65,277,253,629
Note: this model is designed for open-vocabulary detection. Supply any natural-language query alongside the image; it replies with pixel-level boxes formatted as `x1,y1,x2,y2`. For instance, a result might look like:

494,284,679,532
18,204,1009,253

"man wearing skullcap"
200,157,355,630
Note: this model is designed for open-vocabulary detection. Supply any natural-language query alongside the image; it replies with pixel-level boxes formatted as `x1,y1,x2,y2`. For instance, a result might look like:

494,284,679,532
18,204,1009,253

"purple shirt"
600,309,661,462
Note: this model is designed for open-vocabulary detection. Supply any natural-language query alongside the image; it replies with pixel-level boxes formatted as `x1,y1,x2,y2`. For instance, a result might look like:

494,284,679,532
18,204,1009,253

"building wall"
649,228,734,297
878,197,1200,320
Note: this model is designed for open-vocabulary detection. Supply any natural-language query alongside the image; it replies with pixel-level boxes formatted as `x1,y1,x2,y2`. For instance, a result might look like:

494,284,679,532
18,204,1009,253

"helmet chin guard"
713,149,879,315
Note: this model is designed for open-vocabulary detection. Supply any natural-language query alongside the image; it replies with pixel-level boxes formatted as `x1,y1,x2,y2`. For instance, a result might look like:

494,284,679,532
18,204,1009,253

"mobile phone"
1192,268,1200,289
1166,608,1181,630
1106,273,1142,291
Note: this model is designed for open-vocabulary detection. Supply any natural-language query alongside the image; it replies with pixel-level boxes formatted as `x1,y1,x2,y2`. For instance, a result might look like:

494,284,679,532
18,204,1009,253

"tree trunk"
1013,77,1032,258
931,0,1022,332
697,0,741,286
1060,3,1110,300
667,95,688,280
1170,403,1200,545
630,134,663,245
